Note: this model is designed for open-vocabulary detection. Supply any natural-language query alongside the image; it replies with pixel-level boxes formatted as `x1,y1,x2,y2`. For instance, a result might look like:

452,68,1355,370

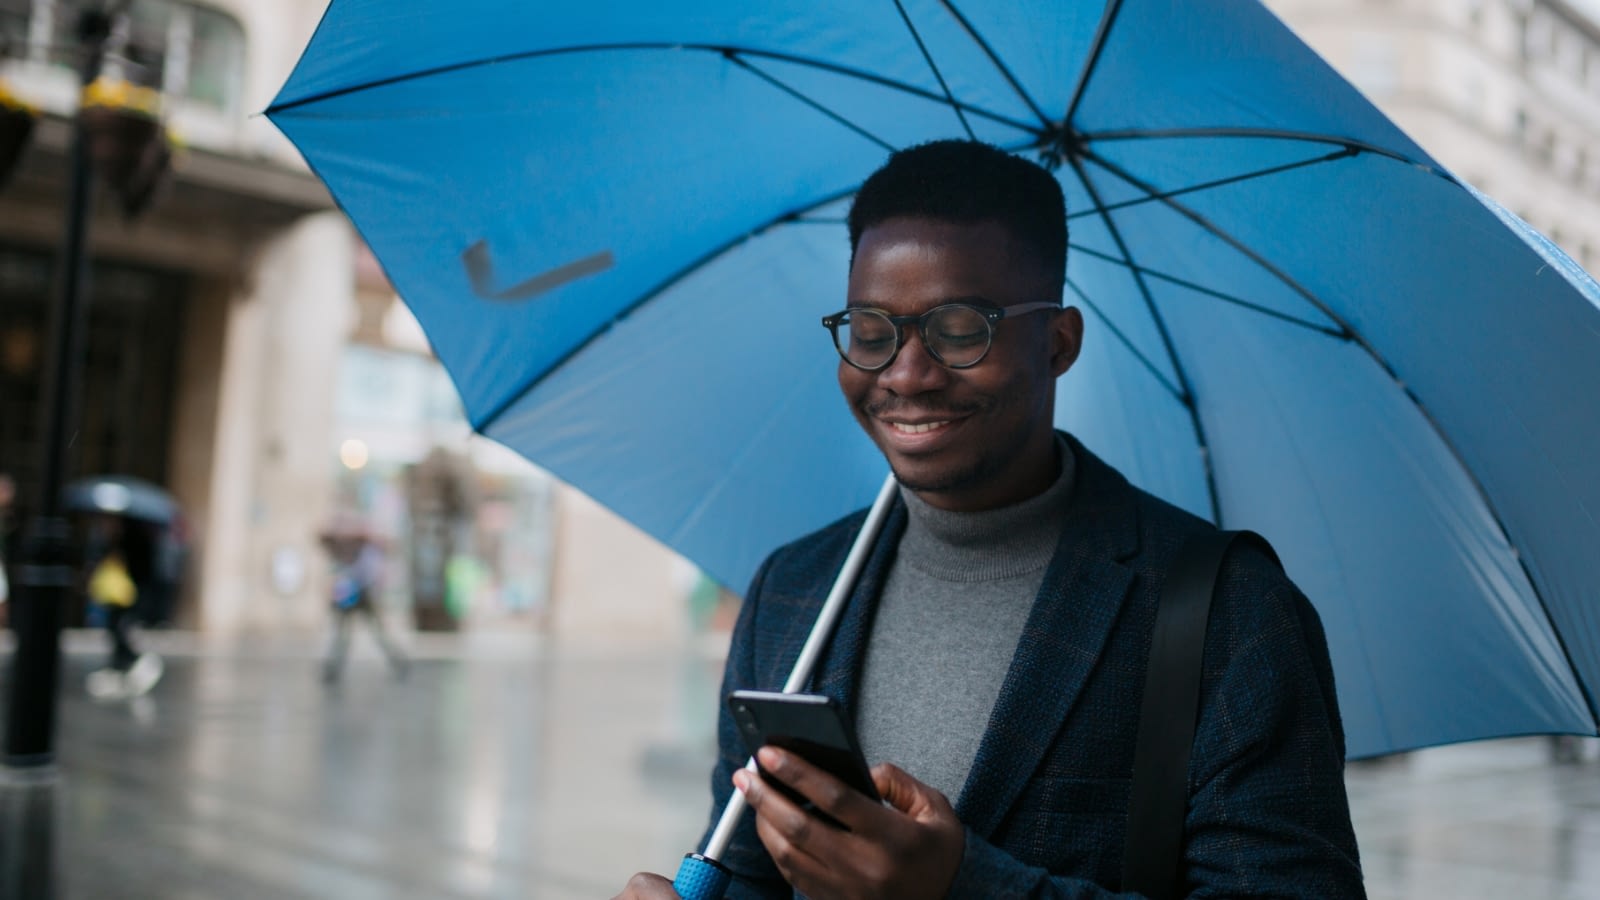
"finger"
736,769,834,884
757,746,885,830
735,766,827,848
752,810,860,900
612,871,675,899
872,762,953,820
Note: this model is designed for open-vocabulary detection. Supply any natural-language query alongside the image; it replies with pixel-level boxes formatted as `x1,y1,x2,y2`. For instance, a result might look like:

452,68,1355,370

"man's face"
840,216,1082,512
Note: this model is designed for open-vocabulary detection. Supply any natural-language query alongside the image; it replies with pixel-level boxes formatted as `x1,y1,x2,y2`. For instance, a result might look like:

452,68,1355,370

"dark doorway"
0,243,188,624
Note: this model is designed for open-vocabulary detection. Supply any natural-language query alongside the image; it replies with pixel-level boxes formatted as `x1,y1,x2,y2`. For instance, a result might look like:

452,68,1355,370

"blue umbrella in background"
63,475,178,525
267,0,1600,760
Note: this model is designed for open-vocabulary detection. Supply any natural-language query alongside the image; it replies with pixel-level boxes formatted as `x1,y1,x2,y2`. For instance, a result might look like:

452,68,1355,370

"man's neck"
896,435,1076,581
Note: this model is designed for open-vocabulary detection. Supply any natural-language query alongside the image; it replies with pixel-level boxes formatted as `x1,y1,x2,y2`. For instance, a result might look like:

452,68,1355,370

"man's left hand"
734,746,965,900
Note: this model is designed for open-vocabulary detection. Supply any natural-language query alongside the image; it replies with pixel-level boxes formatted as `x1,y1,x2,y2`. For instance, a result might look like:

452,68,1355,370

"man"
319,516,410,684
620,140,1362,898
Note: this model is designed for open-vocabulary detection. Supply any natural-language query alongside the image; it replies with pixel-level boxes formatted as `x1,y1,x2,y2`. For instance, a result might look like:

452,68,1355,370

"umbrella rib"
727,53,896,152
1062,0,1126,128
1079,147,1368,350
1068,156,1221,524
1068,159,1194,396
1067,147,1357,220
934,0,1053,128
1069,243,1344,338
1082,126,1455,182
473,185,860,433
1078,149,1600,728
1064,278,1185,404
266,42,1039,135
891,0,977,140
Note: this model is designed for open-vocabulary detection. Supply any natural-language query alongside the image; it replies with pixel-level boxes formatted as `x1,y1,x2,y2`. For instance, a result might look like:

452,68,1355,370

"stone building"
1,0,695,641
1,0,349,635
1270,0,1600,273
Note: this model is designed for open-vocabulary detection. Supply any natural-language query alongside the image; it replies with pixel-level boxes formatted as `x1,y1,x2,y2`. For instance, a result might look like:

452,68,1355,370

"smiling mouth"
887,420,952,435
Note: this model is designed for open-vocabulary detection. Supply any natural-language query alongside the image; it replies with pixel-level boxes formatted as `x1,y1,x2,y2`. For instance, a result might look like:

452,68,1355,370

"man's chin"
887,458,982,498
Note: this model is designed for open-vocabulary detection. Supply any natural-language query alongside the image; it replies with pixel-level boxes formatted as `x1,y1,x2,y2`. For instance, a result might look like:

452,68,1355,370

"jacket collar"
808,434,1142,835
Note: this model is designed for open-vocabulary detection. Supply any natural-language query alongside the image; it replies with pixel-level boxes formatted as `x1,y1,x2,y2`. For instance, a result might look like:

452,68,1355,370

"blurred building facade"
1271,0,1600,273
0,0,697,641
1,0,345,635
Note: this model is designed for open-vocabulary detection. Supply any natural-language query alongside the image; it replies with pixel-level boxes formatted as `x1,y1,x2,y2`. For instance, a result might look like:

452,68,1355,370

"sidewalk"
1,633,1597,898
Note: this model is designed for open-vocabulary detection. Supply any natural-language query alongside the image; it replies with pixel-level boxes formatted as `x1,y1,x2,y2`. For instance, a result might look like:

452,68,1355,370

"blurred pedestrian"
84,514,163,700
320,515,409,683
139,512,187,627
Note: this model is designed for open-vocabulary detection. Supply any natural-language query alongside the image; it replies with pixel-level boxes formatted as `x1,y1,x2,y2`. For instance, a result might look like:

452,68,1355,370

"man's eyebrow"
845,294,993,309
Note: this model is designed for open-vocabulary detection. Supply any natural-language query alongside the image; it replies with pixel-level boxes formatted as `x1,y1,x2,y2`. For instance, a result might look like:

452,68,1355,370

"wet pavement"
2,630,1599,899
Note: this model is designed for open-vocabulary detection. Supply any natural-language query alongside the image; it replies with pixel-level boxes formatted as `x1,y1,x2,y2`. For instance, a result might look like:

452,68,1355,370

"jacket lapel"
954,440,1141,837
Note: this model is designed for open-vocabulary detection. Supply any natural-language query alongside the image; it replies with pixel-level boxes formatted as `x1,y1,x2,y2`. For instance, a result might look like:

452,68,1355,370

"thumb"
872,763,949,818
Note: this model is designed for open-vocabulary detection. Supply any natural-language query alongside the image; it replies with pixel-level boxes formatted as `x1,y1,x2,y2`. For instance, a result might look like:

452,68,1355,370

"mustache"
865,397,987,418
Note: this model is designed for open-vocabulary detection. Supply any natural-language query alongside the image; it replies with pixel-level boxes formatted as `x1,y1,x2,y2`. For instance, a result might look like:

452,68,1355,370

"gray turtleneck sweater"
855,438,1078,802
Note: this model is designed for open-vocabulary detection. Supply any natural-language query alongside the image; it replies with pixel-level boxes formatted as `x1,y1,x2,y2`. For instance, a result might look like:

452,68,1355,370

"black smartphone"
726,690,881,828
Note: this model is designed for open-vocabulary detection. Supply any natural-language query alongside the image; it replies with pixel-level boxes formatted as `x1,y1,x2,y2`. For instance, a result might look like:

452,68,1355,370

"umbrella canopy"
267,0,1600,757
63,476,178,525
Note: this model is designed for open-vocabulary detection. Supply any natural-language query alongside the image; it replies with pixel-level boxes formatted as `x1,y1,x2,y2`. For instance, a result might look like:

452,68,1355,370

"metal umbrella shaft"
672,473,899,899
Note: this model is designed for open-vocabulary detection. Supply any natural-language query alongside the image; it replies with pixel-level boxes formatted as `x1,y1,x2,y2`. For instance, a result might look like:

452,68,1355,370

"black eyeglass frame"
821,301,1061,371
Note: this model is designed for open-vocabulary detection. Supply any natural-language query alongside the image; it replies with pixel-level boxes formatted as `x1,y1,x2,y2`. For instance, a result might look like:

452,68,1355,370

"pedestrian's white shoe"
126,653,164,696
86,668,130,700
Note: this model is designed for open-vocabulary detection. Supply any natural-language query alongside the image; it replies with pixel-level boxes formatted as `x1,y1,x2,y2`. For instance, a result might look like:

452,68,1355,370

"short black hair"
846,140,1067,291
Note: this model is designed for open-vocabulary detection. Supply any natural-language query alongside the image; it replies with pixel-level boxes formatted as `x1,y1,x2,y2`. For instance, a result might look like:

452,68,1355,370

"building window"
1460,75,1485,119
0,0,29,54
6,0,243,116
179,4,241,113
1538,129,1556,164
1351,36,1400,97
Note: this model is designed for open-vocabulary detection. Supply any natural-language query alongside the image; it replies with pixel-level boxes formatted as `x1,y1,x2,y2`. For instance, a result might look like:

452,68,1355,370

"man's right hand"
612,872,679,899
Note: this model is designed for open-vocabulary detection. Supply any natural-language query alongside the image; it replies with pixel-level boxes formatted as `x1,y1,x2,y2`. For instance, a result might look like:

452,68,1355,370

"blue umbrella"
267,0,1600,761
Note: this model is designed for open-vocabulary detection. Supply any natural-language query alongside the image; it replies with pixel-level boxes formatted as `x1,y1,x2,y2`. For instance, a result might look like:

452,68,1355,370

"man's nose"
878,329,950,394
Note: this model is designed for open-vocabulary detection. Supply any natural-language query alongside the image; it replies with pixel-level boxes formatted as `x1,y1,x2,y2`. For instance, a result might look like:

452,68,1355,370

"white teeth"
889,421,950,434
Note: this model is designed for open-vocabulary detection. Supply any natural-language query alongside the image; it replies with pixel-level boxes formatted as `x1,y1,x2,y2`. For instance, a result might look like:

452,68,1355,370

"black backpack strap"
1121,530,1279,899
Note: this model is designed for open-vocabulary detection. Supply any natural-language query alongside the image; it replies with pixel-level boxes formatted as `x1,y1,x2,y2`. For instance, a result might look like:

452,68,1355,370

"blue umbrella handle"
672,853,732,899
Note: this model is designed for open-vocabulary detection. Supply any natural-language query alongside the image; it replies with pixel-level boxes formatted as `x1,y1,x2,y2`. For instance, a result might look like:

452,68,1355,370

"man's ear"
1049,306,1084,376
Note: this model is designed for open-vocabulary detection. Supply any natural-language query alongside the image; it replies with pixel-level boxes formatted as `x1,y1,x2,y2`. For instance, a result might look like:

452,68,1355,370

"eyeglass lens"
839,306,992,369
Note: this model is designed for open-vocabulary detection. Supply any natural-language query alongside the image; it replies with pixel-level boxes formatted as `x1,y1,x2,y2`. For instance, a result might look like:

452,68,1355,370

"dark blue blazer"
702,435,1365,898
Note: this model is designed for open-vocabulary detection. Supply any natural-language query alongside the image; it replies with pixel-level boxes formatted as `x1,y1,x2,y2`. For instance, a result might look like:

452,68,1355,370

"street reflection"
5,642,1597,899
0,768,55,900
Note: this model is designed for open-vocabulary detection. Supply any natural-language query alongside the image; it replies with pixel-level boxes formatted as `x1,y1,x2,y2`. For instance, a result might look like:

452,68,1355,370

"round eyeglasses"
821,302,1060,371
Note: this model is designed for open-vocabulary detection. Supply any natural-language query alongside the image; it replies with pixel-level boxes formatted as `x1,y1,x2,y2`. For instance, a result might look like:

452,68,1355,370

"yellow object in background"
80,77,162,117
88,554,137,608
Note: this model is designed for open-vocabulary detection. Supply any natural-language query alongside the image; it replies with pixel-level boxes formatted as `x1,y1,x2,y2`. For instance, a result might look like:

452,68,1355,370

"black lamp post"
3,3,128,768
